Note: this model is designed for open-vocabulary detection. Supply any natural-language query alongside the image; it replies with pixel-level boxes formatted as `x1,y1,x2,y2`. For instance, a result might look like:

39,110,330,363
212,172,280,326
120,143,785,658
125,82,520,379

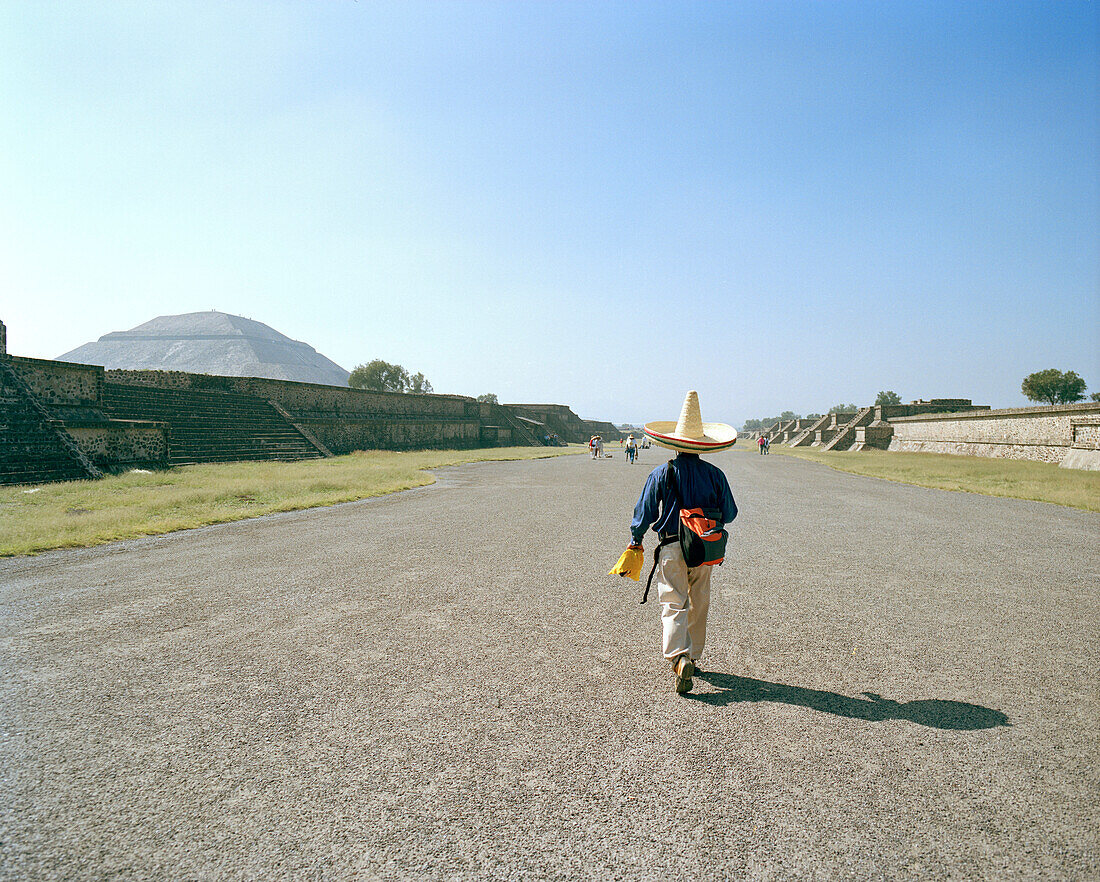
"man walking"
629,392,738,694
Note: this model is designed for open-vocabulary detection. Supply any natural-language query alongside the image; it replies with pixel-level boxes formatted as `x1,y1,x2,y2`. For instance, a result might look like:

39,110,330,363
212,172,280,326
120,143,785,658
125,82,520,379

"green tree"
477,393,499,405
741,413,802,432
1091,392,1100,402
349,360,404,392
348,359,421,393
1021,369,1087,405
805,413,822,420
406,372,433,394
829,403,859,413
875,390,902,406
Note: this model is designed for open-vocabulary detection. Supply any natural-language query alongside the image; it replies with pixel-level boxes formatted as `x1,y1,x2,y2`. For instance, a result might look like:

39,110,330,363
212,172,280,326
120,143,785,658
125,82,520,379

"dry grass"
0,446,583,557
765,445,1100,512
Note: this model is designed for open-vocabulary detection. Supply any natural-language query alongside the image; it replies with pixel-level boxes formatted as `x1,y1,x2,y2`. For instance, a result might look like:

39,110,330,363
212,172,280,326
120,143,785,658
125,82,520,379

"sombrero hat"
643,391,737,454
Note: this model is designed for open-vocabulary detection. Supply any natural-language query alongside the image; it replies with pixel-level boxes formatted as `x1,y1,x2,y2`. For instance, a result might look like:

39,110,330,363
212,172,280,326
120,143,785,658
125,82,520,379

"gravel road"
2,449,1097,880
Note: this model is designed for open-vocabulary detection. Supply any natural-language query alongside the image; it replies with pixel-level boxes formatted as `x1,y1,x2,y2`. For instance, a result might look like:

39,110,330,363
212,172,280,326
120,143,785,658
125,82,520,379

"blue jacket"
631,452,737,545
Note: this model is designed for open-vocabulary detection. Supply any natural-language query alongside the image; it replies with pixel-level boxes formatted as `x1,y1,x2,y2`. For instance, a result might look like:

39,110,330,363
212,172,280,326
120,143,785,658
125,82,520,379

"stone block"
67,422,168,469
10,356,103,407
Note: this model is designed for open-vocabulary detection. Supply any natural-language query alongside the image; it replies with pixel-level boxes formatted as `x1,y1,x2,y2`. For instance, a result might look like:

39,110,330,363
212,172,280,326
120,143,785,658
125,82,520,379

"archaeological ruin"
6,309,1098,484
59,311,352,386
0,319,620,485
754,398,1100,470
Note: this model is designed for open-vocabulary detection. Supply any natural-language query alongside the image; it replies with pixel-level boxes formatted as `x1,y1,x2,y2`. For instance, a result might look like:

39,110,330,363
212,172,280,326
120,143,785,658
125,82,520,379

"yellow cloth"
609,546,644,581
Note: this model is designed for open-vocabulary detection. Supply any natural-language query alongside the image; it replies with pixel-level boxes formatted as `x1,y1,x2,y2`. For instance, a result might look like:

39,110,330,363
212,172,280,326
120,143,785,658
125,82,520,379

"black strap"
640,535,678,604
640,460,680,605
664,458,677,500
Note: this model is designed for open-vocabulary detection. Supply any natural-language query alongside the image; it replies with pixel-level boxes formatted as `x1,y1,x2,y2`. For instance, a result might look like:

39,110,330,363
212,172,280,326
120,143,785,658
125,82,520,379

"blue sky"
2,1,1097,426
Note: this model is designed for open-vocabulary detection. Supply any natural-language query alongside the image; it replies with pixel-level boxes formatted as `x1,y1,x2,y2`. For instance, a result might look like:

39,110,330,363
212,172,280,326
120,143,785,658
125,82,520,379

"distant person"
589,436,598,459
625,433,638,464
596,436,604,458
764,436,770,455
624,392,738,694
758,435,766,455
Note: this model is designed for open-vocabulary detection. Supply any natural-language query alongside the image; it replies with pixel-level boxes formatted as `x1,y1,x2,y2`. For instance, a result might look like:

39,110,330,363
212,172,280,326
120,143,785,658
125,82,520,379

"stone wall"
106,368,483,454
4,346,611,480
295,414,480,453
1072,420,1100,448
478,425,513,446
888,403,1100,466
107,369,476,419
854,425,896,450
66,421,169,470
9,356,103,410
875,402,990,422
1062,418,1100,470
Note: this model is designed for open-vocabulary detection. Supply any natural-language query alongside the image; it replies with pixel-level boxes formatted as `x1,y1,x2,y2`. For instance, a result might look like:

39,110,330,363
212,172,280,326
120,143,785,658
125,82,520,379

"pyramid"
59,311,350,387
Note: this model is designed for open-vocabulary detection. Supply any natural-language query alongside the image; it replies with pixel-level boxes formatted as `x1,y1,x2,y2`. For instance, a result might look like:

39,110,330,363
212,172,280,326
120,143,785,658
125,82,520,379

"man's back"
631,453,737,544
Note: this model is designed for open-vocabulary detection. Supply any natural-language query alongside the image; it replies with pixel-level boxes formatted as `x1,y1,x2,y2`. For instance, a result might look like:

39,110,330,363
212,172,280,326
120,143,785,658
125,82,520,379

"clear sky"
2,1,1097,427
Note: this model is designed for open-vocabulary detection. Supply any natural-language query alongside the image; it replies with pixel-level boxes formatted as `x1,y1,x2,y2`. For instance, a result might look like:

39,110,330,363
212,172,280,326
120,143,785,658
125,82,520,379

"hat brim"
643,421,738,453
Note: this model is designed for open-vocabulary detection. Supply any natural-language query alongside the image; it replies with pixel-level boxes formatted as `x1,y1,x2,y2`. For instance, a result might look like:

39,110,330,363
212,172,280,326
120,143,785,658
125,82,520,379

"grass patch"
768,445,1100,512
1,446,583,557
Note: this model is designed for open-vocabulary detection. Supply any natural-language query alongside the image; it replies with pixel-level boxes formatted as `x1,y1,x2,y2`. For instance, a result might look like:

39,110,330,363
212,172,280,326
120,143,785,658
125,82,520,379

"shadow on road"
690,672,1009,730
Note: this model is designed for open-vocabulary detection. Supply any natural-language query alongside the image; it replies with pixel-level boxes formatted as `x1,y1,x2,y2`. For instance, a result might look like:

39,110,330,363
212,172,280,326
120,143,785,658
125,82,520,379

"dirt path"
2,450,1097,880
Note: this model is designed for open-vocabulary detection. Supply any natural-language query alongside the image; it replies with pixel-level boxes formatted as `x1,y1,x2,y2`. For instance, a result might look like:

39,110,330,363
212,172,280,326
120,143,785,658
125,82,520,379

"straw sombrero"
643,391,737,454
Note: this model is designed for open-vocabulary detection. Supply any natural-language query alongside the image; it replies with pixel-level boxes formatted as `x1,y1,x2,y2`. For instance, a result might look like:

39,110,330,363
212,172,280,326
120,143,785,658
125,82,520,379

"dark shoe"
674,656,694,694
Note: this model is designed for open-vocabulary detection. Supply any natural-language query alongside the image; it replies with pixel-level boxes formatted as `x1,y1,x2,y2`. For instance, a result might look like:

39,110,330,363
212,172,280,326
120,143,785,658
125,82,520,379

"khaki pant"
655,541,712,662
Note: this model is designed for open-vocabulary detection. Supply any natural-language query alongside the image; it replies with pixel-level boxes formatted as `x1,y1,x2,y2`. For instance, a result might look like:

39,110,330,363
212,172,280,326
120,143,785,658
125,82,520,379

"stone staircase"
491,404,543,445
769,420,796,443
822,407,876,451
0,360,95,484
525,411,574,443
788,414,830,447
103,383,323,465
811,412,857,446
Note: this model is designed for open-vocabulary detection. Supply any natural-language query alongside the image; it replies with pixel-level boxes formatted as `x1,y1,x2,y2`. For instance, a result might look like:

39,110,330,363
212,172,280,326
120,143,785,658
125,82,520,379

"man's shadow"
691,671,1009,730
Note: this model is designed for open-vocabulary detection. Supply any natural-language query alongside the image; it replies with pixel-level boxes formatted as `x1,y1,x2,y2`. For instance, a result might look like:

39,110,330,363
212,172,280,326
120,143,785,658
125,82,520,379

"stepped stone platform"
103,384,323,465
812,412,858,446
0,359,91,485
478,402,548,447
0,318,619,483
845,401,993,452
778,419,816,443
505,403,619,445
770,402,991,452
821,407,875,451
790,413,831,447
